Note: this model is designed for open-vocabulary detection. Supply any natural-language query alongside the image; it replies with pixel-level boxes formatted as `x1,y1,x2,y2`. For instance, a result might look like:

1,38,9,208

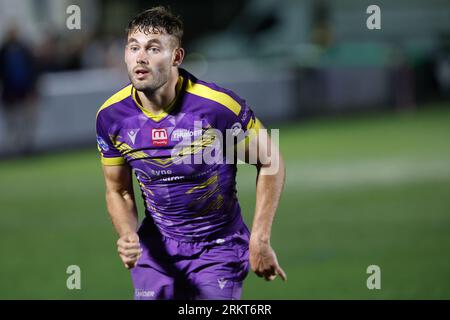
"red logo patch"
151,128,168,146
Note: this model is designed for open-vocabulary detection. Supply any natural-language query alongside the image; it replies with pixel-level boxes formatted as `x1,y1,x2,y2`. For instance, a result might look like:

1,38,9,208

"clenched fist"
117,232,142,269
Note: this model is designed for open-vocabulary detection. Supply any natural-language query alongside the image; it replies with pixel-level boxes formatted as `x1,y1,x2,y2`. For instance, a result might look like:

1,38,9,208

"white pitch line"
237,158,450,191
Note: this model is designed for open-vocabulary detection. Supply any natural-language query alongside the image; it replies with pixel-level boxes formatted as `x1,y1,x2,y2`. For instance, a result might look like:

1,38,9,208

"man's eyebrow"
146,39,162,45
127,38,162,45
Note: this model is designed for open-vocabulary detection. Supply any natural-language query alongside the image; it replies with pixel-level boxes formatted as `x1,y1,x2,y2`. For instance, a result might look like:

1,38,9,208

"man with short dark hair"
96,6,286,300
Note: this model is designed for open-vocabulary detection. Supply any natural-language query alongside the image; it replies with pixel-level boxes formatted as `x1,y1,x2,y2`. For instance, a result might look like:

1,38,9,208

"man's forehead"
127,28,170,43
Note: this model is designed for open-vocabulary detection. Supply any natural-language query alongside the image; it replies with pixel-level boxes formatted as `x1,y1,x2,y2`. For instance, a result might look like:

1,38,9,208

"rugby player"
96,6,286,300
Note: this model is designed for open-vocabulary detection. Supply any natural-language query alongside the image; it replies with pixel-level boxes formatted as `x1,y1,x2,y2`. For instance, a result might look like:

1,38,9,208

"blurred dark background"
0,0,449,156
0,0,449,300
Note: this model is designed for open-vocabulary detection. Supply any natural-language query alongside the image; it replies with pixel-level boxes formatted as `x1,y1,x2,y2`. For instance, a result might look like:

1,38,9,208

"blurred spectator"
311,1,332,49
80,33,105,69
81,34,124,69
389,47,416,111
35,31,62,72
0,25,40,155
435,33,450,98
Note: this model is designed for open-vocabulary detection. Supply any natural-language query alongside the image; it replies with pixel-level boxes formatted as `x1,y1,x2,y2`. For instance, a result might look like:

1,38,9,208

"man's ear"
173,47,185,67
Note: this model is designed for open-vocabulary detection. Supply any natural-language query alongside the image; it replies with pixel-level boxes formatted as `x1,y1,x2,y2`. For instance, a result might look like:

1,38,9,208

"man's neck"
136,68,179,115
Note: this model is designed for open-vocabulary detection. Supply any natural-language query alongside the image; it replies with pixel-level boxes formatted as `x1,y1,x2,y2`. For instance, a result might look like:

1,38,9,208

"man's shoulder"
181,68,245,117
96,83,133,120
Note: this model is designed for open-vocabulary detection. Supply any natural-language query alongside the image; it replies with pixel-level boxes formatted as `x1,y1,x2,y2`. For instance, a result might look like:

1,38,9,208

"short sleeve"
219,95,263,144
96,114,125,166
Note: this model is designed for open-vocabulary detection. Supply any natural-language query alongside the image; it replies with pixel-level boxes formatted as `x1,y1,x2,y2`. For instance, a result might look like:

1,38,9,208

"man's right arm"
102,164,142,269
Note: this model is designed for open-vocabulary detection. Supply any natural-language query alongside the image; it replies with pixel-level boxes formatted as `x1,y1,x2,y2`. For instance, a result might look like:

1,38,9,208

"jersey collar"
131,74,184,122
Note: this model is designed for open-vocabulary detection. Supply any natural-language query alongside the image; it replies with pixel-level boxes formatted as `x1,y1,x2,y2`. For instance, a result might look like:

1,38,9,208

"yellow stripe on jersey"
101,156,126,166
96,85,133,118
247,117,263,131
185,175,218,194
241,117,263,149
185,79,241,116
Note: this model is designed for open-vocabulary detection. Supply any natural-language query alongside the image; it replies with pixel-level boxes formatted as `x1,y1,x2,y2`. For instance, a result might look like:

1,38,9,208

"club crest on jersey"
151,128,168,146
231,122,242,136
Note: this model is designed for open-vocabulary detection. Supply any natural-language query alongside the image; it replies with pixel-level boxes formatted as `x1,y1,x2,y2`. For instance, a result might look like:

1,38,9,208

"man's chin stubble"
133,81,166,94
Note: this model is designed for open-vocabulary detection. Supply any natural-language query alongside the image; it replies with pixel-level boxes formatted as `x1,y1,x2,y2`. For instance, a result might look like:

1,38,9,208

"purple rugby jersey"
96,68,261,241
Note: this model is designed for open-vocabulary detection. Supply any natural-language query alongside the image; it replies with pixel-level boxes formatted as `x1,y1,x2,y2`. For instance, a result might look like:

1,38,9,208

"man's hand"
249,238,287,282
117,232,142,269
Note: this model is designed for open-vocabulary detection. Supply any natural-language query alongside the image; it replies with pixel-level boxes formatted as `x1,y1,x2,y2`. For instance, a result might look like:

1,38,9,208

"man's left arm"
242,122,287,282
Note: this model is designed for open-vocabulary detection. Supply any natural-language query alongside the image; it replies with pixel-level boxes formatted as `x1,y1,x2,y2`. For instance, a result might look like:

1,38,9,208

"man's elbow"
258,153,285,176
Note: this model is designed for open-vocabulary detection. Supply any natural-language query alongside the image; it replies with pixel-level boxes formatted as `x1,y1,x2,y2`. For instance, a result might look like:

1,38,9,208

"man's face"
125,28,178,92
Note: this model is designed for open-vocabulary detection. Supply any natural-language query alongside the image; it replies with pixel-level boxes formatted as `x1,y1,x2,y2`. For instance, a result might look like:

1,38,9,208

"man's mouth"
134,68,150,79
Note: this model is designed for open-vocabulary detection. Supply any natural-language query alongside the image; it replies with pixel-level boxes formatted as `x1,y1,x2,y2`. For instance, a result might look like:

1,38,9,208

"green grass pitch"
0,104,449,299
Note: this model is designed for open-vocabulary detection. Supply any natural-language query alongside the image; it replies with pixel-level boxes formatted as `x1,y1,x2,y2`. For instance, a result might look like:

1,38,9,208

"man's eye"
130,46,139,52
148,47,160,53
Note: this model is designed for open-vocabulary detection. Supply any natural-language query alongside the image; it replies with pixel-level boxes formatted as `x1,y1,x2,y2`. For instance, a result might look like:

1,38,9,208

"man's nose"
136,49,148,64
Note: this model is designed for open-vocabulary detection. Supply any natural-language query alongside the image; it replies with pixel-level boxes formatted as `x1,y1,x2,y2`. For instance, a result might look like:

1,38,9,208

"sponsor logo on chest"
171,128,203,141
151,128,168,146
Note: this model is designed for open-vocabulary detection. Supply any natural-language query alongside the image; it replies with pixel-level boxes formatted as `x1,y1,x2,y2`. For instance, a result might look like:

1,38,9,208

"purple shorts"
131,220,250,300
